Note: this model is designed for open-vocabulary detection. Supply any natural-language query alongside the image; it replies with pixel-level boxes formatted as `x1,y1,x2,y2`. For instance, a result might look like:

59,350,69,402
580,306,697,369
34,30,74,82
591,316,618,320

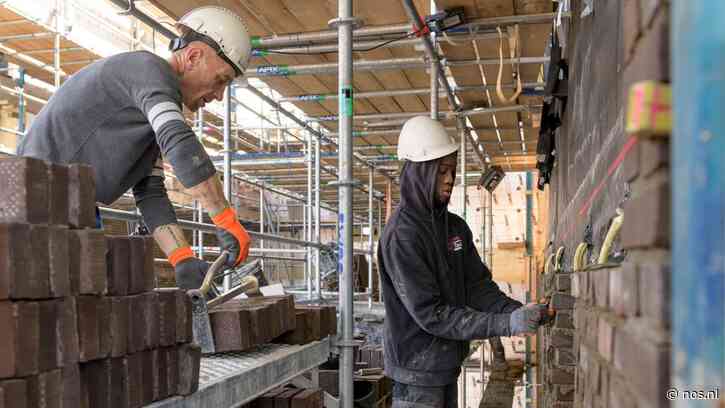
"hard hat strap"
169,30,243,77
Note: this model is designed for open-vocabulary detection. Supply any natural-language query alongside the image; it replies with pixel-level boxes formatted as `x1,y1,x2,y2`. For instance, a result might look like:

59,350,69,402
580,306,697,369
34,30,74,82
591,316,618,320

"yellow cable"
573,242,588,272
544,253,555,275
554,246,565,271
496,25,522,104
598,208,624,264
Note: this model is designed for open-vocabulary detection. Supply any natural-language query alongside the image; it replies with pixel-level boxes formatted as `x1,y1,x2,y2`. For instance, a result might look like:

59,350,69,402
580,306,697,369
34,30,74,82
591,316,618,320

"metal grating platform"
147,339,330,408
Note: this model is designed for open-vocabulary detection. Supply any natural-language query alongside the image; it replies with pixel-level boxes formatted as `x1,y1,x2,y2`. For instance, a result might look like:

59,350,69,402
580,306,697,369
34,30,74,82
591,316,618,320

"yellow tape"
626,81,672,137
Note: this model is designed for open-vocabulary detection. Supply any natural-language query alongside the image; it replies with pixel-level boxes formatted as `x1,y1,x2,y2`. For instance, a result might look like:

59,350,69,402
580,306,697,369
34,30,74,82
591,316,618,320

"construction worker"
377,116,549,408
17,6,252,289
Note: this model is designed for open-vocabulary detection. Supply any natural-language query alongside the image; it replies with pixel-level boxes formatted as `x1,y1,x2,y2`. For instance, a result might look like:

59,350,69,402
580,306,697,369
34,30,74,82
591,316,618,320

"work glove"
509,303,548,336
168,246,209,289
211,207,251,268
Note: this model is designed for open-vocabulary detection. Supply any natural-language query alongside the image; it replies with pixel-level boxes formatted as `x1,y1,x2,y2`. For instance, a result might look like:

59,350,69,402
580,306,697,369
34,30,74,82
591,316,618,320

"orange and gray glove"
211,207,251,268
168,247,209,289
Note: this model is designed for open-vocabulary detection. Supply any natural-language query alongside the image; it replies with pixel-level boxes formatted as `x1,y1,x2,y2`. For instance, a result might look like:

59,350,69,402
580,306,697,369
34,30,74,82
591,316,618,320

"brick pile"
0,157,201,407
356,345,384,370
275,304,337,345
246,386,323,408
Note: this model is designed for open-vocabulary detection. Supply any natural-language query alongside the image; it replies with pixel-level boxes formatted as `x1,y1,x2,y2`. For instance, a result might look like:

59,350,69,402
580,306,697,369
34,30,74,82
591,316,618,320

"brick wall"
539,1,671,407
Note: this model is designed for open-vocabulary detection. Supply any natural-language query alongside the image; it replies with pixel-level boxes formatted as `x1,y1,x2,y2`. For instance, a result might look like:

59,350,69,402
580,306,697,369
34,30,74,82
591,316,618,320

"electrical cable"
259,30,421,55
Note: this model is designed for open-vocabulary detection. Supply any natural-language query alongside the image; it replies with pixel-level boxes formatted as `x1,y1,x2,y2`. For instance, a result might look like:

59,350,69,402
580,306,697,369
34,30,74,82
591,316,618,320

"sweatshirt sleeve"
109,53,217,188
462,227,523,314
132,157,178,233
383,237,512,340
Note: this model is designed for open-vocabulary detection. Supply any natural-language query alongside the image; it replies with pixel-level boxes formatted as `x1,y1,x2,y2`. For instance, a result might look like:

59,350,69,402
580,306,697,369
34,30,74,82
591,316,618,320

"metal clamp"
327,179,362,188
328,17,363,29
332,338,364,348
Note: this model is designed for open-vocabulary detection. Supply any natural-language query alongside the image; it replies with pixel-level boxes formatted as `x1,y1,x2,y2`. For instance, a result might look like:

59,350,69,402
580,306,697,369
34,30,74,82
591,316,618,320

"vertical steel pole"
334,0,355,406
460,129,467,220
315,134,322,299
196,108,204,259
368,167,374,309
672,1,725,398
16,68,25,146
223,85,232,291
54,0,61,89
430,0,439,120
260,187,265,274
525,171,533,405
488,190,493,268
377,199,383,302
307,131,314,298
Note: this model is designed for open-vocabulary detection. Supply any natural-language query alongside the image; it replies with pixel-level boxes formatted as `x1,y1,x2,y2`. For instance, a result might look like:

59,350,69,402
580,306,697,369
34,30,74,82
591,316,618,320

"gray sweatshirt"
18,51,216,231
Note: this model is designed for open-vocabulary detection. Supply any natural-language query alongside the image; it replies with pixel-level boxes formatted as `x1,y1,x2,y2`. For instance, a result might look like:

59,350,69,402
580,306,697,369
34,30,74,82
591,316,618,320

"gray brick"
67,164,96,229
610,262,639,317
638,262,670,328
592,267,610,309
555,349,576,366
178,344,201,395
551,329,574,348
0,157,49,223
554,312,574,329
621,179,670,249
639,139,669,178
551,293,576,310
554,384,575,401
609,373,638,408
47,163,69,225
550,367,575,384
597,317,616,363
571,273,580,298
556,274,571,292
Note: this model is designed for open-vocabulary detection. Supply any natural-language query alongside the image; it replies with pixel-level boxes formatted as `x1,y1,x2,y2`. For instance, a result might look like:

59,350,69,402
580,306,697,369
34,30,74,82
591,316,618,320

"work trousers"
391,380,458,408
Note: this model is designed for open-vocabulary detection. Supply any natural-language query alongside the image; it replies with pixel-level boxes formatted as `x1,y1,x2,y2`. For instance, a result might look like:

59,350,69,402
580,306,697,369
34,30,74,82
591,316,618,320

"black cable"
261,31,419,56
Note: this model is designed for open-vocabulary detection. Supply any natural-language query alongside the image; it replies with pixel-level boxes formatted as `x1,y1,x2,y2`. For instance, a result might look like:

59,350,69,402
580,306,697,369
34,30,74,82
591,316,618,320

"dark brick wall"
540,1,671,407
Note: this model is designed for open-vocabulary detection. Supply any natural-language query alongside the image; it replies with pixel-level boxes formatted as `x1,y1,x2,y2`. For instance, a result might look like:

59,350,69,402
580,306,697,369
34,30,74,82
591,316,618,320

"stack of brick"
209,295,297,352
275,304,337,345
0,157,201,407
539,268,576,407
247,386,323,408
357,346,384,370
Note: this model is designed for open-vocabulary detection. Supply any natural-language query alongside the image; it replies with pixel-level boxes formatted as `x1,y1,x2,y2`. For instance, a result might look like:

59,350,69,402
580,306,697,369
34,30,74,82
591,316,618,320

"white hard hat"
174,6,252,76
397,116,459,162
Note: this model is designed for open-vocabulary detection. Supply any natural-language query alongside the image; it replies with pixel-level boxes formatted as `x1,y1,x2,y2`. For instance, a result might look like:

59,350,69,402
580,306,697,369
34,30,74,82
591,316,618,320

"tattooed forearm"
153,224,191,257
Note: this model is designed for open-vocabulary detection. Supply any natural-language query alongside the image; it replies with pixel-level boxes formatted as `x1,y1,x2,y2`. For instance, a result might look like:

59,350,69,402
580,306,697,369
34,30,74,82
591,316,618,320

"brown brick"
109,297,130,357
551,367,575,385
555,349,576,366
320,305,337,337
161,346,178,398
141,349,160,404
81,359,112,408
621,181,670,249
142,236,156,290
614,325,670,406
105,236,130,296
128,236,153,294
143,291,160,350
550,293,575,310
291,388,322,408
76,296,102,362
555,274,571,292
67,164,96,229
0,223,53,300
623,8,670,97
156,288,177,347
177,344,201,396
277,311,308,345
275,389,301,408
127,295,146,354
98,296,112,358
609,373,638,408
48,226,70,297
0,301,39,378
109,357,130,408
126,352,144,408
155,348,168,400
638,262,671,328
298,307,321,341
550,329,574,349
47,163,69,226
622,137,640,183
259,388,288,408
641,0,666,28
554,312,574,329
597,317,616,362
639,139,669,178
37,300,60,372
0,378,27,408
623,0,642,64
59,297,79,365
592,268,610,309
27,369,62,408
178,290,193,343
62,364,81,408
0,157,49,224
69,229,108,295
610,262,639,317
211,309,246,352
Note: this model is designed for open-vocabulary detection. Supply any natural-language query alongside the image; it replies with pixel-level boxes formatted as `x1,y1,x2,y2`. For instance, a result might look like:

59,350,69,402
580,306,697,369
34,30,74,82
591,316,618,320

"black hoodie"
378,159,522,386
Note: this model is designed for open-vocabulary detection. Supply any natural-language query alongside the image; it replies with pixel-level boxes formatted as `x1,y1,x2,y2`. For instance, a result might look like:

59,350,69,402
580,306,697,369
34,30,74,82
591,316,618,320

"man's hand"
175,257,210,290
167,245,209,289
211,207,251,267
509,303,548,336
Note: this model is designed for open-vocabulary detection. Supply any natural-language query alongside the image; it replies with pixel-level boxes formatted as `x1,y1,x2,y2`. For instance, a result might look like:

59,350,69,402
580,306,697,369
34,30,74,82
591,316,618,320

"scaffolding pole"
223,85,232,291
368,167,374,309
430,0,439,120
315,132,322,299
307,130,314,298
333,0,355,406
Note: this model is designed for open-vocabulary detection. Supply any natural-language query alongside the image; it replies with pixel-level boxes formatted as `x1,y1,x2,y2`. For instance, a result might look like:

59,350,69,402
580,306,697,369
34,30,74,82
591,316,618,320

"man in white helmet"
378,116,549,407
18,6,253,289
